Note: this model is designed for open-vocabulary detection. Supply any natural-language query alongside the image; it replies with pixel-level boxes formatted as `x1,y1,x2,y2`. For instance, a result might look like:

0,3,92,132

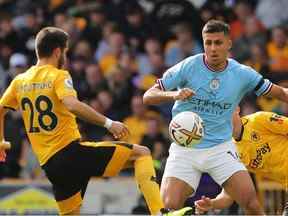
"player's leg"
79,141,163,214
128,143,164,214
80,141,193,215
207,141,264,215
222,170,264,215
160,144,202,210
161,177,194,209
42,141,88,215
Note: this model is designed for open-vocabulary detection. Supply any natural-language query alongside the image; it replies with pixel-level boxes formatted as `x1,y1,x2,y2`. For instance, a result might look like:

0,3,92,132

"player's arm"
195,189,234,214
62,96,129,139
265,84,288,103
0,106,11,161
0,79,17,160
143,83,195,105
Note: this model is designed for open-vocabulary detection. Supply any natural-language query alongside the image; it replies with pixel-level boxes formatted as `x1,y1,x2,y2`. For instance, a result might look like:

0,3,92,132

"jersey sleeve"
54,70,77,99
243,66,272,96
156,60,186,91
257,112,288,135
0,79,18,110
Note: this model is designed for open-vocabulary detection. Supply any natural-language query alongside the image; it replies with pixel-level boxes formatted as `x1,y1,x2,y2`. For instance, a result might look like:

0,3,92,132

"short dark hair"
35,27,69,58
202,20,230,36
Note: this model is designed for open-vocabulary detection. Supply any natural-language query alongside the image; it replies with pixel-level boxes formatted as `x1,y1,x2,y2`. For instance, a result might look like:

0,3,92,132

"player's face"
202,32,231,66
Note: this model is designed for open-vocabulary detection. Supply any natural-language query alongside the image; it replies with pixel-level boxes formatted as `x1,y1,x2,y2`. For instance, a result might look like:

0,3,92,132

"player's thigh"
222,170,258,206
207,141,246,186
161,152,201,208
79,141,133,177
42,142,90,215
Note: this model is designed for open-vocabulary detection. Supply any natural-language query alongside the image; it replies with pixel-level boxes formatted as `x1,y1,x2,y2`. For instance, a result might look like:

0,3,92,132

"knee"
161,187,185,210
163,195,183,210
134,144,151,156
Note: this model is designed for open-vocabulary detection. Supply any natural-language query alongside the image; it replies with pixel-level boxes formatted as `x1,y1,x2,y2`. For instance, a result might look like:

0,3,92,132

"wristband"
104,118,113,129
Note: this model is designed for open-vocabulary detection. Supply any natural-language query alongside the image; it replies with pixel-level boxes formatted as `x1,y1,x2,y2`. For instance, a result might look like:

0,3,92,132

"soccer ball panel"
169,111,204,148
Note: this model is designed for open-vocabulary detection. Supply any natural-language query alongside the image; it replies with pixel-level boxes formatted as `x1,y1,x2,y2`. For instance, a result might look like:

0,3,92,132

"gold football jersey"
234,111,288,185
0,65,81,165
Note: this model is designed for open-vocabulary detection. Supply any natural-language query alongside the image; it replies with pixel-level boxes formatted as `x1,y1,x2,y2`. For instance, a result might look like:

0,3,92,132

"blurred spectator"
150,0,202,42
19,139,44,179
267,26,288,78
165,22,203,66
256,0,288,29
98,30,126,75
0,14,22,52
0,111,25,178
69,55,87,100
122,95,150,144
140,117,169,160
121,2,151,53
5,53,29,87
232,16,266,62
119,51,138,76
72,39,93,60
82,63,107,99
97,90,119,120
137,37,163,75
244,43,270,77
94,21,119,61
106,65,134,120
229,0,264,41
81,5,107,50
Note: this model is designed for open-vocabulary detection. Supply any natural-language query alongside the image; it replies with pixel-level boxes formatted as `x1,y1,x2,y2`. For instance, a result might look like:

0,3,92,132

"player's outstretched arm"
143,84,195,105
266,84,288,103
62,96,129,139
194,189,234,214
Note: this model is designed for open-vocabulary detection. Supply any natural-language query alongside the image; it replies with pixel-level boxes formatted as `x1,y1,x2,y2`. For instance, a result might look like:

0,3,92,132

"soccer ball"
169,111,204,148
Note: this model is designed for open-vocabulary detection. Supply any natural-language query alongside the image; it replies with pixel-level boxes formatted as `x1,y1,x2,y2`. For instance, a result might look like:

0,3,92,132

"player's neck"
233,122,244,141
36,58,58,68
204,55,227,72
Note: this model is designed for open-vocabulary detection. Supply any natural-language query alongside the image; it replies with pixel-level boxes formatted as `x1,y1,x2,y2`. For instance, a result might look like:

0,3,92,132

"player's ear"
235,106,240,114
228,39,232,50
54,47,61,58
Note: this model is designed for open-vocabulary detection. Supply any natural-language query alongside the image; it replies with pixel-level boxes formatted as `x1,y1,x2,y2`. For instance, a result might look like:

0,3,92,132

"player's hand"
194,195,213,214
0,141,11,162
108,121,130,139
173,88,195,101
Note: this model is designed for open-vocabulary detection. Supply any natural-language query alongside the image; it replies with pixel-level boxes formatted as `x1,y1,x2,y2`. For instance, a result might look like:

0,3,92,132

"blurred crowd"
0,0,288,186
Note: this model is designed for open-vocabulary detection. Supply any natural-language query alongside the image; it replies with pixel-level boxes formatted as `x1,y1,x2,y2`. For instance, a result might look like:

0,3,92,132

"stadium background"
0,0,288,214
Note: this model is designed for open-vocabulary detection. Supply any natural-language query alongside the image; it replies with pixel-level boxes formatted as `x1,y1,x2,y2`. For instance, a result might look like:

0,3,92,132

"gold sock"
134,155,164,215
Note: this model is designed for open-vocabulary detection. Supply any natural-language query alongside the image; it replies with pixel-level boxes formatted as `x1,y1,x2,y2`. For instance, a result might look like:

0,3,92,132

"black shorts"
42,140,133,214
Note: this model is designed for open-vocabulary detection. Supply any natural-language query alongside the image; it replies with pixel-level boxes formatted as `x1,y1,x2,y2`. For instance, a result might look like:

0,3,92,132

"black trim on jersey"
254,78,264,92
157,79,165,91
3,106,16,111
114,142,133,149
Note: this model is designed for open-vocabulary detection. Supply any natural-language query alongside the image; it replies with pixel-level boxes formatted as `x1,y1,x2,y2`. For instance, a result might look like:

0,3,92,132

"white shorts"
162,140,246,193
